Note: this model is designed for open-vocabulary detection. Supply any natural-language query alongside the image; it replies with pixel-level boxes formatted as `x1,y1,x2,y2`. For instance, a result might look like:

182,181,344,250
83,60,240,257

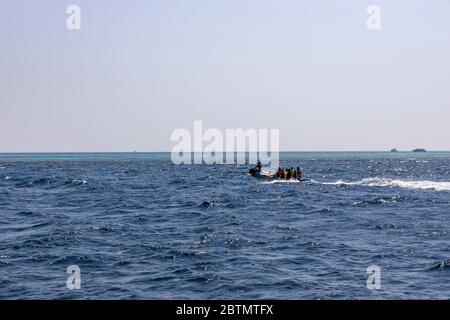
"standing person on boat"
250,161,262,173
254,161,262,172
249,161,263,176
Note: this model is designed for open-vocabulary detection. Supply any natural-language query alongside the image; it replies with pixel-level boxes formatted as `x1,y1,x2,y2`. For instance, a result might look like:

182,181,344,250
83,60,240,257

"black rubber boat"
249,169,309,182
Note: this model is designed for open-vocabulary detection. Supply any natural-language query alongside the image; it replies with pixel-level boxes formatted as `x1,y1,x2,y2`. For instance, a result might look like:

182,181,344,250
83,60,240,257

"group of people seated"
252,161,303,180
275,167,302,180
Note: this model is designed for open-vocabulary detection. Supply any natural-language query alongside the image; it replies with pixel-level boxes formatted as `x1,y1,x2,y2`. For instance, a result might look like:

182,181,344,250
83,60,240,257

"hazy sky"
1,0,449,152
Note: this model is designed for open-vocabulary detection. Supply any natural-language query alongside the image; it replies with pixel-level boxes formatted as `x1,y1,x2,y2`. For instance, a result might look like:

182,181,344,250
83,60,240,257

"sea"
0,152,449,299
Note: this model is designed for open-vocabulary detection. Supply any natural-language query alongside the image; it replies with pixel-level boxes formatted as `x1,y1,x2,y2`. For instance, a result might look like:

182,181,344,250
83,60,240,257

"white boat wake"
317,178,450,191
259,179,301,184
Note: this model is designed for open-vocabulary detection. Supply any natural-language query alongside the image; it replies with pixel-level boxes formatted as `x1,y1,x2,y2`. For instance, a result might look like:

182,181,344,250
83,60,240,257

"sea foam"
320,178,450,191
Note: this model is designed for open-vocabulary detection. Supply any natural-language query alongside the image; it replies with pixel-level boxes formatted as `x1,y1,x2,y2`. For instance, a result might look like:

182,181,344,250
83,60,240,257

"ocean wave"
320,178,450,191
91,225,113,232
198,201,215,209
15,176,57,187
429,260,450,271
64,178,88,186
352,196,405,206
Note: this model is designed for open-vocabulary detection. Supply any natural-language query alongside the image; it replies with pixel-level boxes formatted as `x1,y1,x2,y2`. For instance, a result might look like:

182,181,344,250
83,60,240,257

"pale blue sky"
1,0,449,152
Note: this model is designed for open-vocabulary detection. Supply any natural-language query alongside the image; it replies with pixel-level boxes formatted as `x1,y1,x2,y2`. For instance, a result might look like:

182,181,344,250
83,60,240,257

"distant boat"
390,148,398,152
412,148,427,153
250,171,309,182
249,168,308,182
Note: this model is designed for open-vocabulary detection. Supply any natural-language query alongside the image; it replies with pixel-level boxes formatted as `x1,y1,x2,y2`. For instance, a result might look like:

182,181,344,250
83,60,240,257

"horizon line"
0,150,447,154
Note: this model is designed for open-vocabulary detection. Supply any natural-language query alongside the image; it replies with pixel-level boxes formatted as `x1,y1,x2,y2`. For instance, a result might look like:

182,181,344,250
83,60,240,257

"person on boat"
252,161,262,173
280,168,286,179
297,167,302,180
286,168,292,180
291,167,298,179
275,167,282,178
249,161,262,176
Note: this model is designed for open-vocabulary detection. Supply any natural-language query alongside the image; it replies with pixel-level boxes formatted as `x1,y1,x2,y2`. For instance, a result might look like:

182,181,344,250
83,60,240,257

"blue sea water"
0,152,449,299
